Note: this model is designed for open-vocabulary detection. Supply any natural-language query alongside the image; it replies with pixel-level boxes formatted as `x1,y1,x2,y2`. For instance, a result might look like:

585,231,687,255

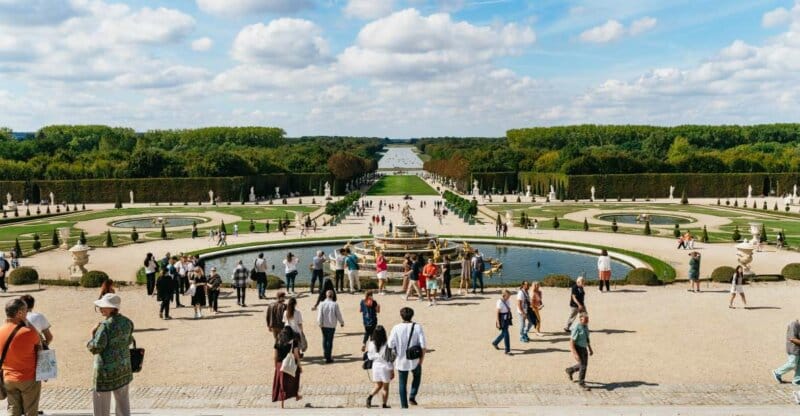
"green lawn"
367,175,439,196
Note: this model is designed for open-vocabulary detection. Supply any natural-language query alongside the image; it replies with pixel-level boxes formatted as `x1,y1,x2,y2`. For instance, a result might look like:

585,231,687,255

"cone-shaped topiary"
673,223,681,238
763,200,768,210
643,220,651,235
160,224,167,239
611,217,618,233
552,216,560,229
760,223,768,242
32,233,41,251
220,220,227,234
131,227,139,243
701,225,709,243
51,229,59,246
583,218,589,231
680,190,688,205
46,205,51,214
104,230,113,247
13,238,21,257
79,230,86,245
249,219,255,232
25,206,30,216
114,194,122,209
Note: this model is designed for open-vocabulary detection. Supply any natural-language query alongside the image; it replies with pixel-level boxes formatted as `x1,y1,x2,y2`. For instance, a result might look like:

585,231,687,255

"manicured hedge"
9,267,38,285
541,274,574,288
80,270,110,288
624,268,662,286
711,266,737,283
266,275,285,290
781,263,800,280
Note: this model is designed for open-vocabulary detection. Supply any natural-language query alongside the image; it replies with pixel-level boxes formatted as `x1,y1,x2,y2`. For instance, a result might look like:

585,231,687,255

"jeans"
286,271,297,292
209,289,219,312
362,324,376,346
257,274,267,298
493,320,510,353
0,274,7,291
321,327,336,361
471,270,484,292
236,287,246,305
518,311,533,338
146,272,156,296
774,354,800,383
567,346,589,383
93,383,130,416
311,269,324,293
398,365,422,408
160,298,170,318
334,270,345,292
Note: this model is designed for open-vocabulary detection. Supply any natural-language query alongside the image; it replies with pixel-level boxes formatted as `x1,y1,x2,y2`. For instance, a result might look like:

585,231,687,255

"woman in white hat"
87,293,135,416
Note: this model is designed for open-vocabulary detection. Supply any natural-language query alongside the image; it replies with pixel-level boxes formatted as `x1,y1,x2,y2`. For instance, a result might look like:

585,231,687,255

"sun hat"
94,293,121,309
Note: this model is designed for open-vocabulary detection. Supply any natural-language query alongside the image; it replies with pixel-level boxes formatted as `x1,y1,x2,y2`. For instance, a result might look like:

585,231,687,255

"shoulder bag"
0,324,25,400
382,343,397,363
405,323,423,360
130,338,145,373
362,351,373,370
249,260,258,281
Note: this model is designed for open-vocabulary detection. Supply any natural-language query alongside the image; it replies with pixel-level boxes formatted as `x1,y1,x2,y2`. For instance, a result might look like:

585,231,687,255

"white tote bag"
280,342,297,377
184,284,196,297
36,349,57,381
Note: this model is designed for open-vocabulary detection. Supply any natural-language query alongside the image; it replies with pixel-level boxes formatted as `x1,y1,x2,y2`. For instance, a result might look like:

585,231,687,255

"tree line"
0,126,381,180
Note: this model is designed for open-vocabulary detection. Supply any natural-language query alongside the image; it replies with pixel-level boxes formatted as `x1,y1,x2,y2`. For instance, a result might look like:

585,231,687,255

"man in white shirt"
388,307,426,408
329,249,346,293
316,290,344,363
516,281,532,343
20,295,52,347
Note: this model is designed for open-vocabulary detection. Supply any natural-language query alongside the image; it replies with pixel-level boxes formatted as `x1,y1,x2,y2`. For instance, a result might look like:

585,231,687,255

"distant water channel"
378,147,424,170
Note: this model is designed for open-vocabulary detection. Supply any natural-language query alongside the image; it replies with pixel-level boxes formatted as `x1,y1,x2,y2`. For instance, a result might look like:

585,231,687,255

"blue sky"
0,0,798,137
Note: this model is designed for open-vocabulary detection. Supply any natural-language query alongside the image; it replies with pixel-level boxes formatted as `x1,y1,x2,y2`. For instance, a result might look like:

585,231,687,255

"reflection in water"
378,147,424,170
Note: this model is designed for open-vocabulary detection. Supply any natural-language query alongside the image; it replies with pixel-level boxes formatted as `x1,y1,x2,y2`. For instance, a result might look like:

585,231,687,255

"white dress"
730,273,744,294
367,341,393,382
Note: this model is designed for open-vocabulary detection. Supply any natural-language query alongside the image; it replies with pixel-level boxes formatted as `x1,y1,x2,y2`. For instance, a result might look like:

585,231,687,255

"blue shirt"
359,299,378,327
345,254,359,271
571,323,590,348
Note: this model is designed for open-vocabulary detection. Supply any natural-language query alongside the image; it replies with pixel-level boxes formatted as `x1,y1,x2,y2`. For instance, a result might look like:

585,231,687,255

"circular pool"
203,242,633,285
597,213,693,225
111,216,206,228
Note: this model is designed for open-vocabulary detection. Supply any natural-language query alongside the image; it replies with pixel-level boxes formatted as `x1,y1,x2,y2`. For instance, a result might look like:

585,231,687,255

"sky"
1,0,799,137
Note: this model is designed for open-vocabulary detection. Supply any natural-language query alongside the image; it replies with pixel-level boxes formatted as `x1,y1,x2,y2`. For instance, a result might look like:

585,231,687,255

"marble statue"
324,182,332,199
548,185,556,201
590,186,596,201
49,192,54,205
129,190,134,205
669,185,675,200
209,190,214,204
794,184,797,198
748,185,753,199
275,187,280,199
472,180,480,197
526,185,531,198
249,186,256,202
5,193,11,205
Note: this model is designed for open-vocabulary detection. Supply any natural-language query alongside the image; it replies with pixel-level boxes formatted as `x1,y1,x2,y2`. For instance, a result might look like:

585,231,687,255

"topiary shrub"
114,194,122,209
583,218,589,231
760,223,768,243
51,229,59,247
9,267,38,285
781,263,800,280
732,226,741,241
552,216,560,229
78,230,86,245
130,227,139,243
541,274,574,288
160,224,167,239
643,220,651,235
80,270,109,288
711,266,736,283
266,275,284,290
673,223,681,238
611,217,618,233
701,225,709,243
359,276,379,290
32,233,41,251
104,230,113,247
625,268,662,286
680,190,688,205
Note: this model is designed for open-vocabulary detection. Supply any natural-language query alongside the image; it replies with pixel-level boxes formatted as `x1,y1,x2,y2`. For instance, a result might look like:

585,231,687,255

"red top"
376,255,388,272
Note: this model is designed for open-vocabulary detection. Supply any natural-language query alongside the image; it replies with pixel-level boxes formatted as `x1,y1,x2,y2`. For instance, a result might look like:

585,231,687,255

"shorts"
599,270,611,280
730,284,744,294
426,279,439,290
377,271,387,280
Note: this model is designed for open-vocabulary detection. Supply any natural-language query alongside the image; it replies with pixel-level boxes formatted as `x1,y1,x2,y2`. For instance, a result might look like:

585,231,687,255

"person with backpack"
492,289,513,355
470,250,485,294
359,291,380,352
388,307,426,408
266,292,287,340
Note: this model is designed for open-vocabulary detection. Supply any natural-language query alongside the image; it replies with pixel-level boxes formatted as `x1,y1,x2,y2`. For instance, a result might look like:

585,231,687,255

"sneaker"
565,368,574,381
773,371,783,383
492,343,499,350
409,399,418,406
505,351,513,356
579,383,590,391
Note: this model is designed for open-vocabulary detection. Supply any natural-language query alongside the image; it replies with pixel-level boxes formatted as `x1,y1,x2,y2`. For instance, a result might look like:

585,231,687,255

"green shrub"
763,200,767,210
130,227,139,242
611,217,618,233
541,274,574,288
13,238,21,257
583,218,589,231
136,267,147,285
39,279,80,287
160,224,167,239
249,219,255,232
51,229,59,246
8,267,38,285
78,230,86,245
701,225,709,243
80,270,109,288
710,266,736,283
643,220,651,235
673,224,680,238
732,225,741,241
104,230,113,247
220,220,227,234
32,233,41,251
266,275,284,290
781,263,800,280
114,194,122,209
680,190,688,204
624,268,662,286
760,223,767,243
552,216,560,229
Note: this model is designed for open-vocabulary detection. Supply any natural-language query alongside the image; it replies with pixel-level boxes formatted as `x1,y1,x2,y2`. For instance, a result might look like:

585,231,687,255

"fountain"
350,204,465,273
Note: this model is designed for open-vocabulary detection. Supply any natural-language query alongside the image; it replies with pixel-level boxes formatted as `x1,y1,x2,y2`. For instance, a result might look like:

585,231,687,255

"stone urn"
735,242,755,276
58,227,71,250
748,222,762,247
68,243,90,281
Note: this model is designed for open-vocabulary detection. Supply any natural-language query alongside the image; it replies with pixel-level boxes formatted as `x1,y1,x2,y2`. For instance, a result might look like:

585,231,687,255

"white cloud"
579,16,656,43
195,0,312,17
191,37,214,51
343,0,394,19
579,19,625,43
213,64,338,94
0,0,85,26
97,7,195,44
338,8,535,79
762,7,791,27
629,16,657,35
115,66,211,89
232,19,329,68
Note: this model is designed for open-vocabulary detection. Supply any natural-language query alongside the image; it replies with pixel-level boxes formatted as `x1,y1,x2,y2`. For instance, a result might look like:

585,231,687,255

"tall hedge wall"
0,174,341,203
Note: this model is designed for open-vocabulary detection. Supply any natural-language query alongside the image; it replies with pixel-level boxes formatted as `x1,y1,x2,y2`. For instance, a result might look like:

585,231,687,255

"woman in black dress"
442,255,452,300
190,266,208,319
272,326,302,407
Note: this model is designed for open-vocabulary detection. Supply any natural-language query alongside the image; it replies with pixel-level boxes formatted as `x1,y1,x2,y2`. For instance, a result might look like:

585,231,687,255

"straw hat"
94,293,121,309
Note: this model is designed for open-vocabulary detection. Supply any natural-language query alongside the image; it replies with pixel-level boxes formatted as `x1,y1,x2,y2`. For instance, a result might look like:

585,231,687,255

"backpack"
476,256,485,272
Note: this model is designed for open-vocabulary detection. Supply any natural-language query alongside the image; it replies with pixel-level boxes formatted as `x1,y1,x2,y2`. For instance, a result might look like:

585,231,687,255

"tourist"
283,252,299,295
441,255,452,299
310,251,325,295
405,255,423,301
388,221,393,234
271,326,303,408
772,318,800,385
728,265,747,309
255,253,268,300
266,292,288,340
190,266,208,319
530,282,543,336
516,282,532,343
492,289,513,355
312,279,337,311
471,250,485,294
401,254,412,292
460,252,473,295
99,279,115,299
688,251,701,292
422,258,439,306
283,297,307,356
20,295,53,348
565,312,593,390
317,290,344,363
233,223,238,237
597,249,612,292
265,221,270,233
502,222,508,237
208,267,222,313
368,223,373,235
143,252,158,296
156,268,173,319
88,294,134,416
232,260,248,307
564,276,586,332
366,325,393,409
330,249,346,293
0,251,9,292
9,250,18,269
165,256,183,308
375,250,388,295
388,307,426,408
177,256,190,296
360,291,380,352
1,298,42,416
345,248,361,293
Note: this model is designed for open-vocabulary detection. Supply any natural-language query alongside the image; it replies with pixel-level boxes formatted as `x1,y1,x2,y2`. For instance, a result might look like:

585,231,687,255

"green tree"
552,216,560,229
104,230,113,247
51,229,60,246
701,225,709,243
160,224,167,239
673,223,681,238
611,217,618,233
760,223,768,243
680,190,688,205
79,230,86,245
114,194,122,209
13,238,22,257
130,227,139,243
583,218,589,231
643,220,651,235
32,233,41,251
732,225,741,241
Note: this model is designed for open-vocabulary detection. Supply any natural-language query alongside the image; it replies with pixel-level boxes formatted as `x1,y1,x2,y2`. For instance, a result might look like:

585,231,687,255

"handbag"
362,351,373,370
0,324,24,400
502,300,513,326
35,349,57,381
405,323,423,360
382,344,397,363
184,284,196,297
130,339,145,373
280,341,297,377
